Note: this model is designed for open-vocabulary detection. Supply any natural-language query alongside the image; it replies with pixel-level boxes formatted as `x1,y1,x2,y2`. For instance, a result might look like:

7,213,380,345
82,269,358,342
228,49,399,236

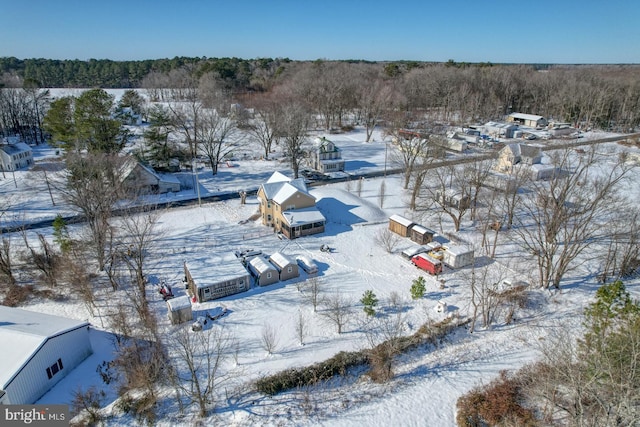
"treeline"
0,56,290,90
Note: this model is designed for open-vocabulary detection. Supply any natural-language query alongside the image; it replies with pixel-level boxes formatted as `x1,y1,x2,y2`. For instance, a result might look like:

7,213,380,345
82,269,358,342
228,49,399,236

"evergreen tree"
361,289,378,317
42,96,75,149
52,214,71,253
410,277,426,300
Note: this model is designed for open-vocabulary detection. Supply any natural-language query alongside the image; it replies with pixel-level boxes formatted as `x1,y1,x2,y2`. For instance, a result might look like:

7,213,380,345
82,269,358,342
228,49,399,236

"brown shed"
410,225,435,245
268,252,300,281
389,214,416,237
248,256,279,286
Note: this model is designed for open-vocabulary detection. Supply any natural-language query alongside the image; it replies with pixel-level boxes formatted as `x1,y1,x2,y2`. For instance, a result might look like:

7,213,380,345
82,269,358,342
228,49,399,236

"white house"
311,137,345,173
120,159,181,194
0,306,92,404
0,140,33,171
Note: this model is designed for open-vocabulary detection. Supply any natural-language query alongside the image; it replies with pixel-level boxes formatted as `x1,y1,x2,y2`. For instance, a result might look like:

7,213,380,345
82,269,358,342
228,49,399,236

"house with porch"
311,137,345,173
256,172,326,239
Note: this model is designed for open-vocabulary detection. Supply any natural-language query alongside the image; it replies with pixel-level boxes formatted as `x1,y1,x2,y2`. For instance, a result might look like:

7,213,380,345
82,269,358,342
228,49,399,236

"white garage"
0,306,93,404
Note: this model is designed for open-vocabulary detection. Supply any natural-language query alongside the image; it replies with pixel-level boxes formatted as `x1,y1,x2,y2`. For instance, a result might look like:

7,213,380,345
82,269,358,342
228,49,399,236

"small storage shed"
410,225,435,245
0,306,93,404
248,256,279,286
167,295,193,325
389,214,416,237
443,246,474,269
269,252,299,281
530,164,556,180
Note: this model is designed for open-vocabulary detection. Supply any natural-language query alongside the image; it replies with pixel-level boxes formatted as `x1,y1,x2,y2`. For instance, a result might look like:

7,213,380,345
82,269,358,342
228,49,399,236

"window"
46,359,64,379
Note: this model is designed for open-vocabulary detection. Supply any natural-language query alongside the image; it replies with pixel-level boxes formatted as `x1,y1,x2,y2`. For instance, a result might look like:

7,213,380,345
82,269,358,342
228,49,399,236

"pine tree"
361,289,378,316
410,277,426,300
52,214,71,253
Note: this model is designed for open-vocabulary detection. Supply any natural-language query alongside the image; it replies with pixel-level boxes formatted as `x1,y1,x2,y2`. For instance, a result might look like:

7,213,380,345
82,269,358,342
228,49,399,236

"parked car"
296,255,318,274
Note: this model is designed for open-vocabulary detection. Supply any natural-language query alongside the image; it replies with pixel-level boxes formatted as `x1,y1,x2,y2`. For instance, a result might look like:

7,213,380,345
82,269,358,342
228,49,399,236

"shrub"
456,371,536,426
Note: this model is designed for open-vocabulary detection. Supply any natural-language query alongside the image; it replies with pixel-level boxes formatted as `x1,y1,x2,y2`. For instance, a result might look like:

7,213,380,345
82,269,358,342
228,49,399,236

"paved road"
4,132,637,234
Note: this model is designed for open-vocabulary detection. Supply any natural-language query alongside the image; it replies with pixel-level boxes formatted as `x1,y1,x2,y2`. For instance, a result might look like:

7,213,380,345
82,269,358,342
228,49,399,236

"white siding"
4,327,92,404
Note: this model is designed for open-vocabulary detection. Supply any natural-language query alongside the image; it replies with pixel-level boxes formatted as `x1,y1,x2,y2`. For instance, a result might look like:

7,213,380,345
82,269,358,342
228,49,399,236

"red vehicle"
411,253,442,275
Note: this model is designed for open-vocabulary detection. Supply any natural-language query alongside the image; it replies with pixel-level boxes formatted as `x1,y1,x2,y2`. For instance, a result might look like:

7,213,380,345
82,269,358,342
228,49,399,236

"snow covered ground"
3,122,639,426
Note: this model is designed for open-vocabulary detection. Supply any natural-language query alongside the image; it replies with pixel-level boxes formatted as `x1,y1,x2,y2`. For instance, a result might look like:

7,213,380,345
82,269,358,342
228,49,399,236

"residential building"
256,172,326,239
0,139,33,171
312,137,345,173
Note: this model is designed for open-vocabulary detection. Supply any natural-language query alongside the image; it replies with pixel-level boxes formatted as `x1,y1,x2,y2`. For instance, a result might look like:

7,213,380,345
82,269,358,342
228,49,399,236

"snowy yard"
3,122,640,425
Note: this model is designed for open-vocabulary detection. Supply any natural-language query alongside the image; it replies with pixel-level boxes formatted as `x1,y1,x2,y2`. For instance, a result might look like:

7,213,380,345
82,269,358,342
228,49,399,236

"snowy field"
3,106,640,425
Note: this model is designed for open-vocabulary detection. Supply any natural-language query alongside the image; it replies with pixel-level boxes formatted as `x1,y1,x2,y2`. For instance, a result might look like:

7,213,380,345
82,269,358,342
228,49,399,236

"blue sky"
2,0,639,63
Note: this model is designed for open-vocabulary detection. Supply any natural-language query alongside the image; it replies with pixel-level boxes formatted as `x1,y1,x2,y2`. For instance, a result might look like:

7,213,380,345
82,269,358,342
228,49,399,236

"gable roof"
260,172,313,205
0,142,32,156
0,306,89,389
248,256,277,275
509,113,545,121
269,252,295,269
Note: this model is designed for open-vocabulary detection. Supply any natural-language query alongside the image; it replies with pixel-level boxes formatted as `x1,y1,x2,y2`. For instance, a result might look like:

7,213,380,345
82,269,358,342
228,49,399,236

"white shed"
167,295,193,325
0,306,92,404
443,246,475,269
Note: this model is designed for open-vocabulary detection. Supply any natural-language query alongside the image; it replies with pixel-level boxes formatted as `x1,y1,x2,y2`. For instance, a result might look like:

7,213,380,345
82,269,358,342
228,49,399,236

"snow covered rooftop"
269,252,295,269
166,295,192,311
248,256,277,274
187,252,250,289
281,207,326,226
389,214,414,227
0,306,89,389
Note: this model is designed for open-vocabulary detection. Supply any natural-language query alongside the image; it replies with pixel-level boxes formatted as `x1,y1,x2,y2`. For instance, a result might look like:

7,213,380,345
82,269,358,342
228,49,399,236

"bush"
456,371,536,426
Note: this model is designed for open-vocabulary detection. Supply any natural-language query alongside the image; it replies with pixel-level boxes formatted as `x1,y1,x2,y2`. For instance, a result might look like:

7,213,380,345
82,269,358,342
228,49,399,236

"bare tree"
600,206,640,282
464,262,511,333
387,130,434,190
302,276,322,313
375,228,401,253
295,309,308,345
0,234,16,286
114,206,162,315
320,290,353,334
277,101,311,178
378,180,386,208
261,323,279,355
354,69,395,142
61,152,126,270
197,109,239,175
21,231,59,288
422,163,473,232
363,307,407,382
171,326,232,418
245,93,282,159
511,147,631,289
